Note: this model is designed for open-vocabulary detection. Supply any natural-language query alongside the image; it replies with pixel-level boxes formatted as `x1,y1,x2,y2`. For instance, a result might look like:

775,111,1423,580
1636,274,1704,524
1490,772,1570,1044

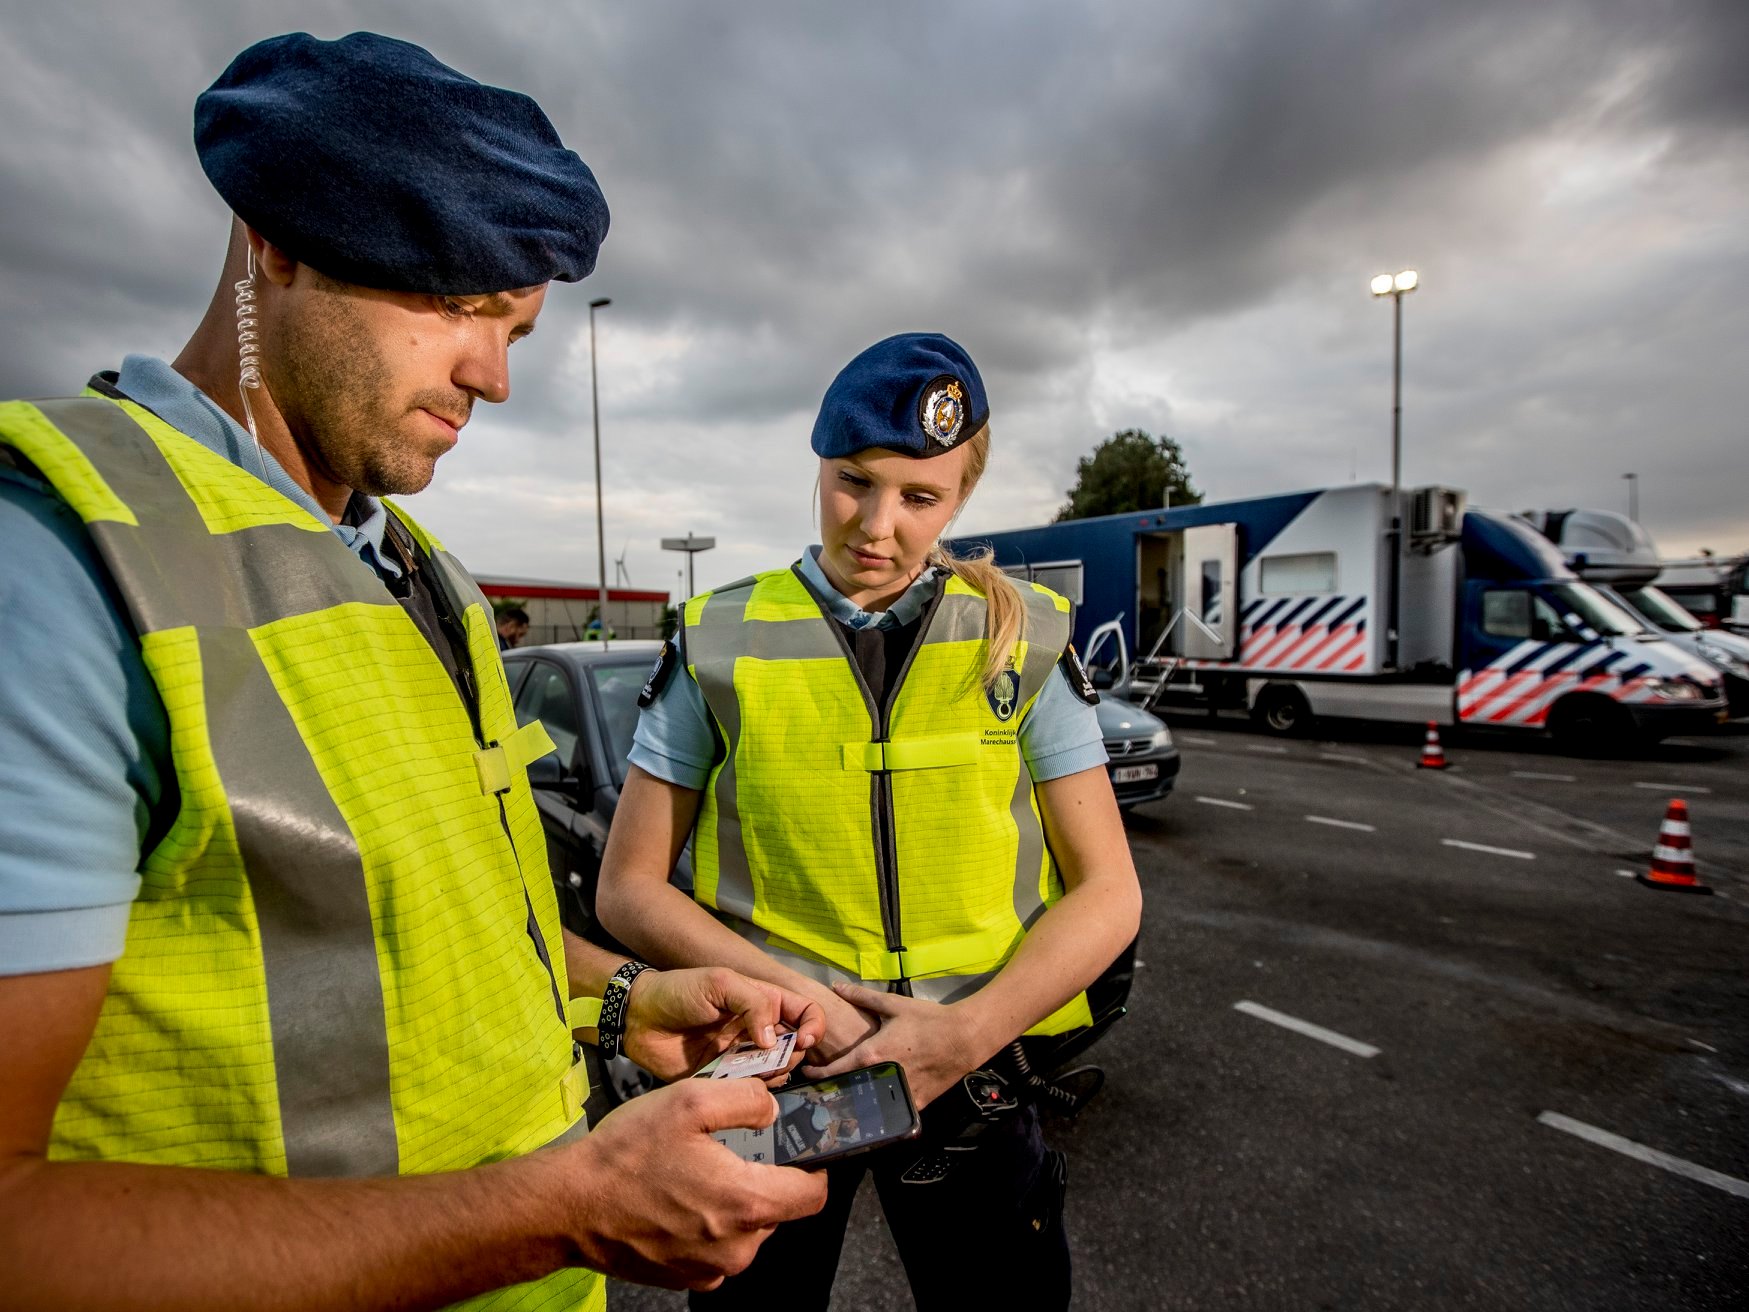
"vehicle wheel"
1252,686,1311,736
1547,695,1635,757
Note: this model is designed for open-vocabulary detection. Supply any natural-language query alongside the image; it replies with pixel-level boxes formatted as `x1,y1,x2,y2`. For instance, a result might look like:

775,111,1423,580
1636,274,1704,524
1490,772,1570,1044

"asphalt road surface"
609,714,1748,1310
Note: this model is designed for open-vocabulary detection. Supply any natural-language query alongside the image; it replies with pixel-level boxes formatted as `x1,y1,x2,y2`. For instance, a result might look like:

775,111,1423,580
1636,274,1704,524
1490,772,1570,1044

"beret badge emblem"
919,377,967,448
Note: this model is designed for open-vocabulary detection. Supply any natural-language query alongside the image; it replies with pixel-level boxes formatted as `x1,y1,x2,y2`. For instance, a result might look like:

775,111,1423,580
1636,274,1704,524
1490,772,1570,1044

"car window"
1547,582,1643,637
512,663,581,767
1481,590,1532,639
588,663,648,787
1622,585,1702,633
1529,595,1587,643
502,659,533,701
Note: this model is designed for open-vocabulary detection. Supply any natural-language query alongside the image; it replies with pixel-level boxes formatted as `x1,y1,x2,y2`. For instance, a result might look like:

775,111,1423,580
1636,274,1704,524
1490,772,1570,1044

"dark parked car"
502,640,670,944
503,638,1137,1103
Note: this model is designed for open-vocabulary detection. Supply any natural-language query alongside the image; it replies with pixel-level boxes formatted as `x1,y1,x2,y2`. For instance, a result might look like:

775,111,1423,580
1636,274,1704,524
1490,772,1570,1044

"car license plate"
1112,764,1158,784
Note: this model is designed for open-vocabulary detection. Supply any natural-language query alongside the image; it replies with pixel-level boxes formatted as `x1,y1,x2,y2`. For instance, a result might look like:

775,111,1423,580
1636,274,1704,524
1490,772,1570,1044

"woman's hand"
804,990,883,1068
621,967,823,1083
800,982,993,1109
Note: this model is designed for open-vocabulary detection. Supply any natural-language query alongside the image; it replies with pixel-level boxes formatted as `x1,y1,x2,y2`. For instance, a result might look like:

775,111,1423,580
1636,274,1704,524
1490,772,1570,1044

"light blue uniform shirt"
630,546,1106,790
0,357,402,974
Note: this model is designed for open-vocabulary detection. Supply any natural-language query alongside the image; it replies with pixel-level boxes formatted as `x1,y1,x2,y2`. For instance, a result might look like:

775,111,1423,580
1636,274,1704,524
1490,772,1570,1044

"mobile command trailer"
1524,507,1749,718
958,483,1727,749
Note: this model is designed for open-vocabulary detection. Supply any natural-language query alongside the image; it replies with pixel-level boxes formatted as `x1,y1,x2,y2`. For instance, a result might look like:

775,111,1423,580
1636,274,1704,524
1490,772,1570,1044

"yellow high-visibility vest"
683,565,1092,1037
0,394,601,1312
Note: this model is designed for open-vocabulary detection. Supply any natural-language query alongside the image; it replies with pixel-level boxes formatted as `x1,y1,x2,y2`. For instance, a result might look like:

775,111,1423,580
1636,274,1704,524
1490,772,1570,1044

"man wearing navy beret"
0,32,825,1310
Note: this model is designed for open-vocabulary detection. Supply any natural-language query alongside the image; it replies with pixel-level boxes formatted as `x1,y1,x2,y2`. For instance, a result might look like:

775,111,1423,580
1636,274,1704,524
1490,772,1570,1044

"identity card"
694,1030,797,1080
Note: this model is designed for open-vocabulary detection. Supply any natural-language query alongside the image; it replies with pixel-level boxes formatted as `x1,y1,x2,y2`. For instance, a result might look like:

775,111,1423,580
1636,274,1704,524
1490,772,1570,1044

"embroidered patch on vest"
987,667,1020,722
639,640,678,707
1061,644,1100,705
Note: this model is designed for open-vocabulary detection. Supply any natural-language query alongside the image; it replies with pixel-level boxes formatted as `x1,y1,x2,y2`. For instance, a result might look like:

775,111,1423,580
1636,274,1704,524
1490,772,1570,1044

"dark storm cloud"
0,0,1743,581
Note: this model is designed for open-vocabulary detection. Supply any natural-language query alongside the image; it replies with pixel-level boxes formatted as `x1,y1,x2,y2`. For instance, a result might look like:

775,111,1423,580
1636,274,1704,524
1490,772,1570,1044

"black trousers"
691,1103,1070,1312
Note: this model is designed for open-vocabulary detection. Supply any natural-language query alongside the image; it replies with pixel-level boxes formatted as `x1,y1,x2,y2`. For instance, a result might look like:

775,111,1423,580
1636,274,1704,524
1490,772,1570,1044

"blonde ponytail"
927,425,1029,691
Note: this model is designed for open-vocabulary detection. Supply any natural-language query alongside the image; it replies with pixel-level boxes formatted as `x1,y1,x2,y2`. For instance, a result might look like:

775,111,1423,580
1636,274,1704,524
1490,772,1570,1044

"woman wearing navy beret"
599,332,1142,1310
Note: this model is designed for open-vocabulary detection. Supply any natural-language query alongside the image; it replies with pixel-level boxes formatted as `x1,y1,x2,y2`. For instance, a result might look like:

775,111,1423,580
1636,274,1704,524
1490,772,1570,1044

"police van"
957,484,1727,751
1524,507,1749,719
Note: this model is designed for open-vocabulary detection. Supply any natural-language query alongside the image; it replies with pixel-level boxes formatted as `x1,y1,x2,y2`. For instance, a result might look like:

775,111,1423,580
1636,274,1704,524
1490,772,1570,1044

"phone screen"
713,1062,920,1167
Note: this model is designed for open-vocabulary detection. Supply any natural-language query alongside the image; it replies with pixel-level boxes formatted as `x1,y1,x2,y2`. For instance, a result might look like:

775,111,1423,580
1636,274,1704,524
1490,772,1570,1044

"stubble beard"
274,292,461,498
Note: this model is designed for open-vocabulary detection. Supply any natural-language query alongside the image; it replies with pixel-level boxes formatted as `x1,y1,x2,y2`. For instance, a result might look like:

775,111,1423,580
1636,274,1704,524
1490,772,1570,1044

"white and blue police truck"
1522,507,1749,719
956,483,1727,750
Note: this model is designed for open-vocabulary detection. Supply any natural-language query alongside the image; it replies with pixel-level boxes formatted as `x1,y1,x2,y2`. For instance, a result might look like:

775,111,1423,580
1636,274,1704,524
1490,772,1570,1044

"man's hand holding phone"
709,1062,922,1169
558,1079,827,1290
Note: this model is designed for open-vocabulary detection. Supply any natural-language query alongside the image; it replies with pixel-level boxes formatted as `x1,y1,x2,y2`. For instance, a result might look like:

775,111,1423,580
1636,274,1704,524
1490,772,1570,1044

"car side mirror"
527,754,568,789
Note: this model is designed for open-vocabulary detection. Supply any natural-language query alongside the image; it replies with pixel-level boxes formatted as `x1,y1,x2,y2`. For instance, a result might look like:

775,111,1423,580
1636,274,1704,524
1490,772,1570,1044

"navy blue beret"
195,32,609,295
810,333,990,460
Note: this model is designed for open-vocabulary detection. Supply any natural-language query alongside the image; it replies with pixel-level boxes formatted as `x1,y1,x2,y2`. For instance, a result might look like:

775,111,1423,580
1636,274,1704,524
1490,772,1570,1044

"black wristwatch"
597,960,653,1061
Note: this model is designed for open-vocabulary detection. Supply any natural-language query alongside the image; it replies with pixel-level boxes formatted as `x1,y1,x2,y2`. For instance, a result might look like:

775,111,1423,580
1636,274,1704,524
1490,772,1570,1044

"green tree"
1055,428,1201,522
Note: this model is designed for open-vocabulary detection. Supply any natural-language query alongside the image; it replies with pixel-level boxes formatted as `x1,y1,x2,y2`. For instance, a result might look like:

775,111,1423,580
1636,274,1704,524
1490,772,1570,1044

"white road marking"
1234,1001,1380,1058
1319,751,1369,764
1305,815,1377,832
1195,796,1254,811
1537,1111,1749,1200
1442,838,1536,861
1512,770,1576,782
1178,734,1218,746
1248,744,1289,755
1633,782,1712,794
1614,868,1637,878
1688,1039,1719,1054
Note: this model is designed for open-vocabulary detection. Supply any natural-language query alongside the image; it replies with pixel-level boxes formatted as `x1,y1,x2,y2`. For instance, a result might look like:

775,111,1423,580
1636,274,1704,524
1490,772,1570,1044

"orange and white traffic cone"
1416,721,1450,770
1636,799,1712,895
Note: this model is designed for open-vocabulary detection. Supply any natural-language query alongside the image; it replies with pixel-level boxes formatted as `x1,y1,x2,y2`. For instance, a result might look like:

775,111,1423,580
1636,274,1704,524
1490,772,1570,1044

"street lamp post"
1623,472,1639,522
589,297,611,649
1370,268,1419,671
661,534,717,599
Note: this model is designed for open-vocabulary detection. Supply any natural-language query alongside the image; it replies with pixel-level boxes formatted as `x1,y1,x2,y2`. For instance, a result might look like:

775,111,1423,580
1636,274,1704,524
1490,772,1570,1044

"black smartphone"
712,1062,921,1169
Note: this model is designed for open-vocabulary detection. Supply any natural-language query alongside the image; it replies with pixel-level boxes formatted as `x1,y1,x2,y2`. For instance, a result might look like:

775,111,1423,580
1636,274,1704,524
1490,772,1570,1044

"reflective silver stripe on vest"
918,588,991,646
201,627,399,1177
37,400,402,1176
692,574,1073,997
689,583,758,921
38,400,395,634
1006,590,1070,935
544,1112,591,1150
724,894,992,1005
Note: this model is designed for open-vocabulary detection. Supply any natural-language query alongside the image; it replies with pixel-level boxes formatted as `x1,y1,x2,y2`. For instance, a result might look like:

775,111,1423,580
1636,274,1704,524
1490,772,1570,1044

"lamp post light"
661,533,717,599
1370,268,1418,671
1623,472,1639,522
588,297,611,649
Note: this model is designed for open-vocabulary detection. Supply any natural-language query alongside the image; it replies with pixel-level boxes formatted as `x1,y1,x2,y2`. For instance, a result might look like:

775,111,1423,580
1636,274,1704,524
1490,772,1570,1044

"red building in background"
474,574,671,644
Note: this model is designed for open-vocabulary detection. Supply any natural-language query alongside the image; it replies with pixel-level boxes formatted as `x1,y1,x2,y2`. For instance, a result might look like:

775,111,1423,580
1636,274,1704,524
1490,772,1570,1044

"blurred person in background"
497,605,532,650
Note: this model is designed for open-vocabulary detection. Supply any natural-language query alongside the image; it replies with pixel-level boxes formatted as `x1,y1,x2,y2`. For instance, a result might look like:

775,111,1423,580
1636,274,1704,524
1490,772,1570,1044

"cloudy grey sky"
3,0,1745,597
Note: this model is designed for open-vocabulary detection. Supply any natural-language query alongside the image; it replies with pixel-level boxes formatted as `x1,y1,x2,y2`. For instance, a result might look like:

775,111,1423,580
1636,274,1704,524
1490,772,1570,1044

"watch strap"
597,960,652,1061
